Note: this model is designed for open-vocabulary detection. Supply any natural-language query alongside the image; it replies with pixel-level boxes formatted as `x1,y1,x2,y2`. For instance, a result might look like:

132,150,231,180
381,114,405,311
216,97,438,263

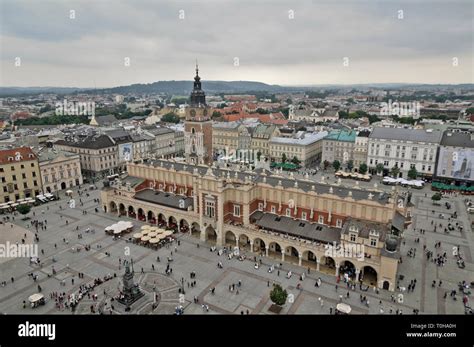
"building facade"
321,130,357,165
100,160,408,291
353,130,371,171
54,134,118,178
212,122,244,156
367,128,443,178
269,132,327,167
38,149,83,193
434,129,473,186
0,147,42,203
250,124,279,158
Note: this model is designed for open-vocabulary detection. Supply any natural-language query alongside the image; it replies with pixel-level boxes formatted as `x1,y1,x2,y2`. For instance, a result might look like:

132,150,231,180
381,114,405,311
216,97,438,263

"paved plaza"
0,178,472,315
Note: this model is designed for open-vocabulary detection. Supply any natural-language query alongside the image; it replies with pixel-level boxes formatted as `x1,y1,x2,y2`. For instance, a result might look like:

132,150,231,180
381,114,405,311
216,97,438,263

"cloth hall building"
100,159,409,291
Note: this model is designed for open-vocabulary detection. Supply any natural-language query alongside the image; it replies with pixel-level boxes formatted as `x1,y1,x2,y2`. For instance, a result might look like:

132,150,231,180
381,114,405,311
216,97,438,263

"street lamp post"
181,277,185,295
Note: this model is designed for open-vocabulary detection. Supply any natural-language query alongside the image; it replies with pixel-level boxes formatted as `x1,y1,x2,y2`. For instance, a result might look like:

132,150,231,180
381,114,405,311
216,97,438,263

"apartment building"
367,127,443,178
0,147,42,202
37,148,83,193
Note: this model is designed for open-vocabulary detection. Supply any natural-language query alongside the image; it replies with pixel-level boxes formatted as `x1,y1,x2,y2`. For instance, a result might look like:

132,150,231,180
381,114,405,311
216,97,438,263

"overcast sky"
1,0,473,88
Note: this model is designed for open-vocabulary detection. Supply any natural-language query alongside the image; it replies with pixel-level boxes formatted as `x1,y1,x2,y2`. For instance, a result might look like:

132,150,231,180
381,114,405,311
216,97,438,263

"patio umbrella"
149,238,159,244
141,236,151,242
133,233,142,239
148,231,158,238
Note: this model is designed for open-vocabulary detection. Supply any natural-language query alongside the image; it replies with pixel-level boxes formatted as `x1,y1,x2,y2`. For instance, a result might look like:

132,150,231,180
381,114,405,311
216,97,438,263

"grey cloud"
1,0,472,87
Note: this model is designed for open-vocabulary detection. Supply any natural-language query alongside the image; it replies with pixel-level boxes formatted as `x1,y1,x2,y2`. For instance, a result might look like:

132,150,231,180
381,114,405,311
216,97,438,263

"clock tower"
184,63,213,165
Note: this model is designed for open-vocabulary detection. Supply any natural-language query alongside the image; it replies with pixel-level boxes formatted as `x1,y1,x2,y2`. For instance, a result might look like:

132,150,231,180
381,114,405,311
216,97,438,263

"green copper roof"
324,130,356,142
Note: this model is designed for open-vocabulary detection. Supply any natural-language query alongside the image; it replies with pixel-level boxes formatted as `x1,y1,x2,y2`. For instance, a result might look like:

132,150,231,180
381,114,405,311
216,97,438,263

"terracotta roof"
0,147,37,165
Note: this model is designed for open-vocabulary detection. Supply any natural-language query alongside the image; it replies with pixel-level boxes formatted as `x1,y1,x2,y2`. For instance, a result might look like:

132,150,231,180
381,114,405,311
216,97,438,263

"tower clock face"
190,109,196,117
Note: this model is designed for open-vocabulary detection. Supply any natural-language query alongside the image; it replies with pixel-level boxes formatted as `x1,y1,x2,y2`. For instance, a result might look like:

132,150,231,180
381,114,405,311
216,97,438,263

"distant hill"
0,87,85,96
87,80,289,95
1,82,472,97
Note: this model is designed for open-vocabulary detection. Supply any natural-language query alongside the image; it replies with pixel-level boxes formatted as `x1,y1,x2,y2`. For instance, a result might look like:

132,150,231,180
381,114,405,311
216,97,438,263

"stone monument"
117,260,145,310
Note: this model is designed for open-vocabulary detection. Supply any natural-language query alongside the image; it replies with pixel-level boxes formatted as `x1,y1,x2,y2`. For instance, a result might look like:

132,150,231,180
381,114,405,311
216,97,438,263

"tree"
346,160,354,172
390,165,400,178
323,160,330,170
281,153,287,163
332,160,341,171
359,163,368,174
211,111,222,120
376,163,384,175
408,166,418,180
17,204,31,216
160,113,180,123
270,284,288,306
368,114,381,124
431,193,442,202
291,156,300,165
256,151,262,161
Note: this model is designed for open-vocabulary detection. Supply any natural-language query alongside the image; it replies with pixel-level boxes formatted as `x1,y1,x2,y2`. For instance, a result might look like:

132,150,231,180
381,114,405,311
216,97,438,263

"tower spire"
195,59,199,76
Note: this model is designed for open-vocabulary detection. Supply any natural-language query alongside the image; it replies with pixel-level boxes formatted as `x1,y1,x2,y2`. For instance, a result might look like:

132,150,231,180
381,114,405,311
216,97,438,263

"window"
205,201,215,218
370,238,377,247
31,163,35,167
233,204,241,217
258,202,263,211
12,175,16,181
32,172,36,177
350,233,356,242
336,219,342,228
318,215,324,224
23,182,28,188
271,206,276,213
301,212,307,220
22,173,26,179
286,208,291,217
